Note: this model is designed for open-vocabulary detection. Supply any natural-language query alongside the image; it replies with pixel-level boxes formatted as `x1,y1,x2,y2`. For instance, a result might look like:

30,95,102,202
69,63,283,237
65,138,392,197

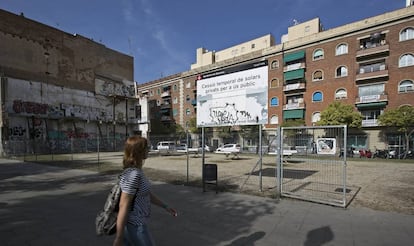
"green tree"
378,105,414,157
175,124,186,139
239,125,260,153
317,102,362,128
217,126,232,139
281,119,305,127
188,117,200,134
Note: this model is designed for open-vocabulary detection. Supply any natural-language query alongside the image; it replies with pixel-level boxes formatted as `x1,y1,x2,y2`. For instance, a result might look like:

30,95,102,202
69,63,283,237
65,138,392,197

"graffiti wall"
3,77,140,143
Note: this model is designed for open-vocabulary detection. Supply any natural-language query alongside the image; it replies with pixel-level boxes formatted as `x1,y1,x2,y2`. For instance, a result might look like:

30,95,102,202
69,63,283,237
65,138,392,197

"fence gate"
279,125,348,207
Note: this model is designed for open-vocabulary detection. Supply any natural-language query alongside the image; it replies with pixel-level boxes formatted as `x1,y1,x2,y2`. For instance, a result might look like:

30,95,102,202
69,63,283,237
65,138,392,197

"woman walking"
113,136,177,246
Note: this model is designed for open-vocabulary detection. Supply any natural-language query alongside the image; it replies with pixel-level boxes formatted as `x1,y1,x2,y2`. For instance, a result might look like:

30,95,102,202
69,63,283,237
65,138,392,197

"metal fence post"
276,126,282,198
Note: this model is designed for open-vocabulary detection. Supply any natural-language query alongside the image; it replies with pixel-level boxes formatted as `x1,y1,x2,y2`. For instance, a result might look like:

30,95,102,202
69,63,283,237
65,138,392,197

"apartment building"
0,9,139,155
139,6,414,151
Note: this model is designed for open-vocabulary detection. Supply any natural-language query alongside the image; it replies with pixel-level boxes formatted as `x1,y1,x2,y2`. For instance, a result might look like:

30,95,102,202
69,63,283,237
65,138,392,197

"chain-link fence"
279,125,350,207
3,137,125,159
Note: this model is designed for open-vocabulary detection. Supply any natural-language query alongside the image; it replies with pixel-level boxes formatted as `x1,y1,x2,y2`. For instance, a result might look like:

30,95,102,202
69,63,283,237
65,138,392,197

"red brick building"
138,6,414,151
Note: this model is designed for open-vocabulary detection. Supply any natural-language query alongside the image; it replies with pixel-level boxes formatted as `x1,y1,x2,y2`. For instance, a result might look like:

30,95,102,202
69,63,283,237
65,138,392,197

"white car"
157,141,176,154
216,144,241,153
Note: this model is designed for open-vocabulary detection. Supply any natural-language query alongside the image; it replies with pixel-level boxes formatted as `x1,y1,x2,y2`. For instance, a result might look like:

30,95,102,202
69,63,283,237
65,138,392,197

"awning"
283,50,305,63
356,101,387,108
283,109,304,119
284,69,305,81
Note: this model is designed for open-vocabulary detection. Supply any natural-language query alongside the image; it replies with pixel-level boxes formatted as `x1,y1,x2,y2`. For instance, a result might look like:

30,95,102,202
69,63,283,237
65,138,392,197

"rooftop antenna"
293,19,299,25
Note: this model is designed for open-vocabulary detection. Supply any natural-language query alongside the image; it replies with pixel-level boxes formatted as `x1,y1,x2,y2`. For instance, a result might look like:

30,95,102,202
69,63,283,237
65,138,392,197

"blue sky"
1,0,406,83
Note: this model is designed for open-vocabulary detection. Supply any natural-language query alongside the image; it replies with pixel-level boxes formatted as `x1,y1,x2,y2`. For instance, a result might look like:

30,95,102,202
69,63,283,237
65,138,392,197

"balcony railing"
160,115,173,122
356,44,389,59
356,65,388,81
283,62,306,72
355,94,388,104
161,91,171,98
362,119,379,127
283,82,306,92
283,102,305,110
160,103,172,109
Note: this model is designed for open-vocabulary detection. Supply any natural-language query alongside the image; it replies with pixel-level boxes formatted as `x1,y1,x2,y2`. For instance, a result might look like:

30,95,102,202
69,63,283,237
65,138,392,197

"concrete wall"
3,77,140,143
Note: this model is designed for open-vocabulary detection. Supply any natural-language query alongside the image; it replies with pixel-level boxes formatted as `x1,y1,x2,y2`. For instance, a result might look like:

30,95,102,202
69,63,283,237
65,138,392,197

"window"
312,70,323,81
336,66,348,77
400,27,414,41
313,49,324,60
270,97,279,107
186,95,190,102
251,43,256,49
287,95,303,104
312,112,321,124
173,97,178,104
336,43,348,55
312,92,323,102
360,33,386,49
270,115,279,124
270,78,280,88
271,60,279,69
172,109,178,116
358,84,385,97
399,54,414,67
361,109,381,127
186,82,191,88
157,89,161,95
156,99,160,106
186,108,191,115
335,89,347,99
348,135,368,150
150,90,153,96
399,80,414,93
359,61,386,74
173,84,177,91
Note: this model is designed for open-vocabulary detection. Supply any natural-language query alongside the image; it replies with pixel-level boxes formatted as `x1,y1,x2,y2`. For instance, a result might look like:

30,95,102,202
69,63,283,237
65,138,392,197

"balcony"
355,94,388,104
160,103,172,109
283,102,305,110
362,119,379,127
356,44,389,60
283,62,306,72
161,91,171,98
160,115,173,122
283,82,306,92
356,65,388,82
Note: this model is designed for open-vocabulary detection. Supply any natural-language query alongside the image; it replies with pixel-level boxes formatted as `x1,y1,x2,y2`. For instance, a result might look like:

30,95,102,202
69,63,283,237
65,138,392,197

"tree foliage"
378,105,414,153
317,102,362,128
281,119,305,127
188,117,200,134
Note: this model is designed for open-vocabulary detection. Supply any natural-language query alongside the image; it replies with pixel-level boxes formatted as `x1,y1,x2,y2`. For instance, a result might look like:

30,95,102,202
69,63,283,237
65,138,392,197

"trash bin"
203,163,218,193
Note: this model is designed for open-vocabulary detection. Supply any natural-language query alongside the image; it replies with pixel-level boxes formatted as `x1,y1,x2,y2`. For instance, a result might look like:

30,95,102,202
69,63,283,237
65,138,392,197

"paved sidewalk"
0,158,413,246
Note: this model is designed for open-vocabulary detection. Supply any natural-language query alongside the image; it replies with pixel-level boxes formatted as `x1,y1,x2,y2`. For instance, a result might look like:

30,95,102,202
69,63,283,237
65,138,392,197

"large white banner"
196,61,268,127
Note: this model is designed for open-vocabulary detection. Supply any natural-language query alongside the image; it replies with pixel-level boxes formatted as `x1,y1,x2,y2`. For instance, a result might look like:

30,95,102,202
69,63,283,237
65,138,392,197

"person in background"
114,136,178,246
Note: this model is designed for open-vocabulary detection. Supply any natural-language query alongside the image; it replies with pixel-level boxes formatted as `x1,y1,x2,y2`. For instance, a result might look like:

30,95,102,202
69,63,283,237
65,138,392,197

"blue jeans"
124,223,155,246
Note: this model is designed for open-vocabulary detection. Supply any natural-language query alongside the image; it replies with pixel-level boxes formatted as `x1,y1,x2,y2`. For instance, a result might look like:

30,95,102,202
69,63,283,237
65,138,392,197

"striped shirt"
120,168,151,226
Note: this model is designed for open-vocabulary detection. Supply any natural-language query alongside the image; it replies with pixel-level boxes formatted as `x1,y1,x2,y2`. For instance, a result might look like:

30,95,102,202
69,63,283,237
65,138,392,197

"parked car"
216,144,241,153
176,144,187,152
157,141,176,154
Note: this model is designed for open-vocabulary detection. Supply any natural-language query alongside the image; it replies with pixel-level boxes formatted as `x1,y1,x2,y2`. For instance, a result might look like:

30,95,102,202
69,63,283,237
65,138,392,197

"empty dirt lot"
28,151,414,215
140,153,414,215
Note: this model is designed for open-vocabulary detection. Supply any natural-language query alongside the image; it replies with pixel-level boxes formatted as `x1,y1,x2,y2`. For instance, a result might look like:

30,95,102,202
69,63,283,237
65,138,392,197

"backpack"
95,176,122,236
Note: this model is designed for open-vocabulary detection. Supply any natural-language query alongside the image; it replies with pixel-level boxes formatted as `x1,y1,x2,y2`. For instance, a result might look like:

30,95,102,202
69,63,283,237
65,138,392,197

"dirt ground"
141,152,414,215
28,151,414,215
